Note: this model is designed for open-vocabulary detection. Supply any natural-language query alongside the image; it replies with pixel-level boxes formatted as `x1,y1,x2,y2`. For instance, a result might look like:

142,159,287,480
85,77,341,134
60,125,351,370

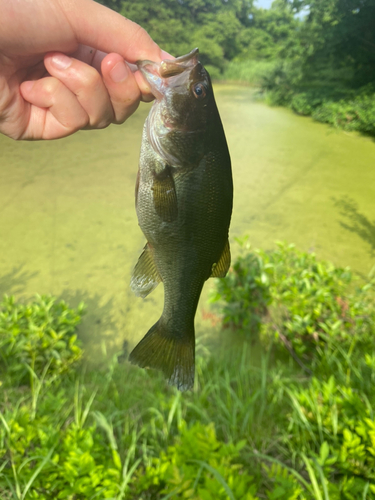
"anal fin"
131,243,161,298
210,239,231,278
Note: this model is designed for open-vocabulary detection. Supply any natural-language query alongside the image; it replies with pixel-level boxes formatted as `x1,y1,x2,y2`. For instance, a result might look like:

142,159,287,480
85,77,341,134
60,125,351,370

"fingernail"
110,61,128,83
51,54,72,70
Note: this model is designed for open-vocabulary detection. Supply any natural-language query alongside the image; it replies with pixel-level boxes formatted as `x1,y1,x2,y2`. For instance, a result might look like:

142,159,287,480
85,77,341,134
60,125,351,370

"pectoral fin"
131,243,161,298
210,240,231,278
152,166,178,222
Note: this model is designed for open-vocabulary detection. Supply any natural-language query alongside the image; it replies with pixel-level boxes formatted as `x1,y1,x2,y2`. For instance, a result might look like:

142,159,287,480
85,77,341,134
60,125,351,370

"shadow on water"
0,268,131,363
333,196,375,256
0,265,39,297
56,288,134,363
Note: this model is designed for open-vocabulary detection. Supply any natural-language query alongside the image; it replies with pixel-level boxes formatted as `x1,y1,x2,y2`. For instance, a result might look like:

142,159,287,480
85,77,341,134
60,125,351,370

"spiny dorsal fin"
129,318,195,391
152,166,178,222
210,239,231,278
131,243,161,298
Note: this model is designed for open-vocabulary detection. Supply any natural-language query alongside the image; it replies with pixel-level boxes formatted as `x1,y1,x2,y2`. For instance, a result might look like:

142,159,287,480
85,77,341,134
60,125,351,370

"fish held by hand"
129,48,233,391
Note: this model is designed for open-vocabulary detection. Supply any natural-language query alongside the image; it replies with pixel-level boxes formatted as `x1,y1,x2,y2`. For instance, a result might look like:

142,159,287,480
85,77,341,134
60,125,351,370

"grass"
1,348,374,498
0,339,295,498
1,243,375,499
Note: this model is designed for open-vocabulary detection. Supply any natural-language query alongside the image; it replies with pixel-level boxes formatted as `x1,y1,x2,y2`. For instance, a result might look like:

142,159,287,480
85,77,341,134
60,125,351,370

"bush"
0,400,122,499
289,91,324,116
0,295,84,386
210,238,273,334
134,421,258,500
218,59,279,86
258,65,375,136
312,91,375,135
213,241,375,367
259,60,303,106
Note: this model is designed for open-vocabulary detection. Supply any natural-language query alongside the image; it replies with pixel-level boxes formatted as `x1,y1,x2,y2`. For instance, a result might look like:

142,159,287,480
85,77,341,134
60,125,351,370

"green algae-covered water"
1,86,374,359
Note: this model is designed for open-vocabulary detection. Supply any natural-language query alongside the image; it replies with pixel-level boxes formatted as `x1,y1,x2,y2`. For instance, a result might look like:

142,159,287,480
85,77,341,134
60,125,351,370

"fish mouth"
159,48,199,78
137,48,199,99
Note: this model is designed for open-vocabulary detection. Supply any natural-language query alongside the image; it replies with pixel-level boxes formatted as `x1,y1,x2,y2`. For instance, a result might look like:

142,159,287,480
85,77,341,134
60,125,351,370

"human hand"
0,0,169,140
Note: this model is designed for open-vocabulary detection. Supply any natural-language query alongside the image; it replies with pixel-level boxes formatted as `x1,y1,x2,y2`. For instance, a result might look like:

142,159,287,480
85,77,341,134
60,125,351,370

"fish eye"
192,83,206,99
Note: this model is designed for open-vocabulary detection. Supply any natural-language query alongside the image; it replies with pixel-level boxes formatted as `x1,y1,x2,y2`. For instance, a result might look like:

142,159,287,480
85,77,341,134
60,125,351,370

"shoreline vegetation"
1,242,375,498
216,60,375,137
97,0,375,137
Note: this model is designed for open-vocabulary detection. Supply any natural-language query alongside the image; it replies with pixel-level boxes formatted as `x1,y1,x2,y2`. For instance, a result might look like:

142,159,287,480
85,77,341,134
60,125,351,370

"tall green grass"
1,243,375,499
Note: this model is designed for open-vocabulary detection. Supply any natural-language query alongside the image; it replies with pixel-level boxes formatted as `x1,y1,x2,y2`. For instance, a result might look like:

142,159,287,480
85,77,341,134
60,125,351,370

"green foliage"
96,0,301,76
214,241,375,368
259,0,375,135
0,397,122,499
293,0,375,88
213,239,375,497
134,421,258,499
262,463,307,500
1,248,375,500
311,88,375,135
219,59,279,85
289,91,325,116
116,0,254,71
286,376,375,499
240,0,301,61
262,83,375,136
0,295,84,386
258,59,303,106
211,237,273,333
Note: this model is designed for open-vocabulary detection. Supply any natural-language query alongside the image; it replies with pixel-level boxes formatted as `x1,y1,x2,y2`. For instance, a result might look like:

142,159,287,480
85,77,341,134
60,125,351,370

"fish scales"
129,48,233,391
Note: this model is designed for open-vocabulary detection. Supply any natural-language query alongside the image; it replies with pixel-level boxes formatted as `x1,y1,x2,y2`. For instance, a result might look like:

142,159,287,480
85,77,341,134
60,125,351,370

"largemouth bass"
129,48,233,391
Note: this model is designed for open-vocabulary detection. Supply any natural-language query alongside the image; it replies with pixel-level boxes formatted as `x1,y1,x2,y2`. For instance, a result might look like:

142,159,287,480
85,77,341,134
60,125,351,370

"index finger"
65,0,165,64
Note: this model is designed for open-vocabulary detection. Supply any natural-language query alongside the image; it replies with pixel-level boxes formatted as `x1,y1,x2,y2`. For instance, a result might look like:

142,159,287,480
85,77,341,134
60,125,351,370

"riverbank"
218,60,375,137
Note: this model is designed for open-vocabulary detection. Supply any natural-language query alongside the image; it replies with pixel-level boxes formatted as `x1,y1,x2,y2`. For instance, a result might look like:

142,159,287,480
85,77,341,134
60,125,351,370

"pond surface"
1,86,374,359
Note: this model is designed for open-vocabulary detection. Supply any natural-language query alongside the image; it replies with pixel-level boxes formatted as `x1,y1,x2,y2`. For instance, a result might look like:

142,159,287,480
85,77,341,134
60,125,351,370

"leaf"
319,442,329,465
301,454,323,500
188,460,236,500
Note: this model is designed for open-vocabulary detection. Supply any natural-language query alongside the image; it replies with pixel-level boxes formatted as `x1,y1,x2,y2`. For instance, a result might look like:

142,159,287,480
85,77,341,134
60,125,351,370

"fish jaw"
159,48,199,78
137,48,200,98
137,48,205,126
137,61,165,100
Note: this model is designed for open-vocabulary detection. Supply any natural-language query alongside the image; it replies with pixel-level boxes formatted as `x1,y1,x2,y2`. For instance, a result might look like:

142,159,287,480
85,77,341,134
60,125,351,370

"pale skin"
0,0,170,140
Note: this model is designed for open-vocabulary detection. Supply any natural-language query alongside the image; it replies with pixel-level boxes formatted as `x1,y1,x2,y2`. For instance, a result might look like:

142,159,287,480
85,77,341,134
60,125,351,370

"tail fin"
129,319,195,391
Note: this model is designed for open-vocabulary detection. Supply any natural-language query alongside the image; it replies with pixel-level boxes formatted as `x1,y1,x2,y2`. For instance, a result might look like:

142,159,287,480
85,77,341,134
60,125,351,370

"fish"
129,48,233,391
